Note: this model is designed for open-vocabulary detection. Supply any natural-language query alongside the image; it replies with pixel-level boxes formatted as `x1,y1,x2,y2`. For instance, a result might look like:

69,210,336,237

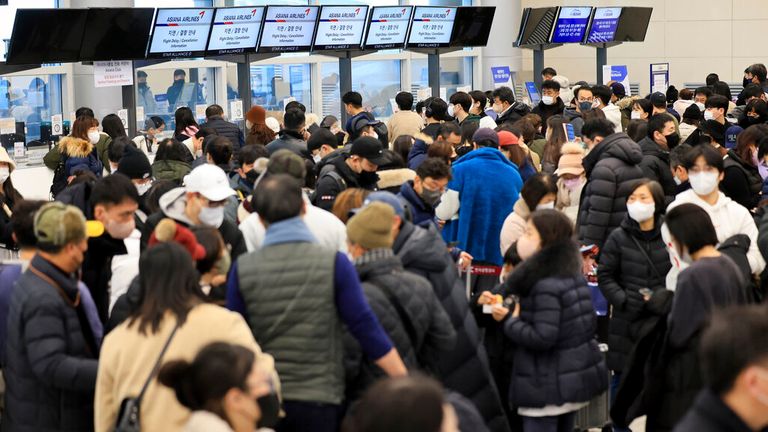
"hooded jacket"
437,147,523,266
500,241,608,408
577,133,644,249
151,159,191,185
59,136,103,178
398,180,437,228
312,153,378,211
407,136,430,170
722,149,762,210
499,198,530,257
495,102,530,126
393,222,511,432
141,188,247,259
637,136,677,203
531,98,565,135
563,108,584,137
603,104,624,133
597,216,671,371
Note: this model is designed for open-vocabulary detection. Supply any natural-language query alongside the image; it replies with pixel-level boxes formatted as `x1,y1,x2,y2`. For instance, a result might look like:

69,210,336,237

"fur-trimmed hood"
377,168,416,190
502,240,583,297
59,136,94,158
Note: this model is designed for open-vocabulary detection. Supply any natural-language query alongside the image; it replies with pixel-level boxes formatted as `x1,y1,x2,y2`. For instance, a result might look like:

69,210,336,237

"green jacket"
43,133,110,171
151,159,191,184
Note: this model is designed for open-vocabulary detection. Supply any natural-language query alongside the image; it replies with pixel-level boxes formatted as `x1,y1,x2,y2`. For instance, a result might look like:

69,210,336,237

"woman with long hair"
174,106,199,143
95,242,275,431
245,105,276,146
541,115,567,175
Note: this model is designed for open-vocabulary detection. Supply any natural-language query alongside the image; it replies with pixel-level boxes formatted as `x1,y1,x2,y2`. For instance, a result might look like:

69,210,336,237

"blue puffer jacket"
407,138,429,171
59,136,103,179
501,240,609,408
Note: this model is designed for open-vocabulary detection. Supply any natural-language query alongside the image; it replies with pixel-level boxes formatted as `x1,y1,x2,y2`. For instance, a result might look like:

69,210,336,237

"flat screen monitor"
613,7,652,42
259,6,319,53
80,8,155,61
515,7,557,47
313,5,369,51
206,7,265,56
363,6,412,50
550,6,592,44
450,6,495,47
406,6,457,49
148,8,214,59
585,7,622,44
6,9,88,65
525,82,541,105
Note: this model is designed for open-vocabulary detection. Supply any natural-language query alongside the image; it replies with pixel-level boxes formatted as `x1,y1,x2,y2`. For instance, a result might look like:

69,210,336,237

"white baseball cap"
184,164,236,202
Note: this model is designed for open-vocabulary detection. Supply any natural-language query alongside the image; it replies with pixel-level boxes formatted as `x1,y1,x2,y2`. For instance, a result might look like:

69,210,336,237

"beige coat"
95,304,276,432
386,110,424,145
499,199,531,256
556,176,586,225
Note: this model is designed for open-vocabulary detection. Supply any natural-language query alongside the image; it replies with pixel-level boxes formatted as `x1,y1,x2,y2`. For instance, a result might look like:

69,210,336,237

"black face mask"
744,77,753,88
699,135,713,146
358,170,379,186
245,169,260,183
665,132,680,149
256,392,280,428
741,116,763,128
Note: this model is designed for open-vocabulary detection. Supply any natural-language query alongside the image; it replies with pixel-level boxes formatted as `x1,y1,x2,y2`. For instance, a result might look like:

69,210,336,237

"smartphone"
563,123,576,142
639,288,653,298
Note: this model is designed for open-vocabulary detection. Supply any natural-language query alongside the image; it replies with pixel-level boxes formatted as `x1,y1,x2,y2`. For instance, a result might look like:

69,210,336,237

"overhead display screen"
406,6,457,49
206,7,264,55
149,8,214,58
550,7,592,44
613,7,652,42
313,6,369,51
364,6,412,50
80,8,154,61
586,7,622,43
449,7,495,47
515,7,557,47
259,6,319,53
6,9,88,65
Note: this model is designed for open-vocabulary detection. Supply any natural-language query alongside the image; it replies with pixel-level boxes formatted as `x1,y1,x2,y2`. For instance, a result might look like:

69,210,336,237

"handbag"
114,323,179,432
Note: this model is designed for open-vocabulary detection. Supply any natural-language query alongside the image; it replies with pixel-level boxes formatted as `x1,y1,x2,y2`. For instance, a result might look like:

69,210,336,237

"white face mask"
88,131,100,144
592,99,601,109
369,131,379,140
447,104,455,118
695,102,706,111
136,181,152,196
631,110,642,120
245,120,253,130
627,201,655,223
703,109,716,121
673,175,682,186
198,205,225,228
110,162,119,172
104,217,135,240
312,153,322,164
536,201,555,211
689,171,720,196
541,95,554,106
0,166,9,184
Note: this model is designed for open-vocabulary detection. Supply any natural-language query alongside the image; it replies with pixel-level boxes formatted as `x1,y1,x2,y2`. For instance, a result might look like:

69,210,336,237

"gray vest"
238,242,344,404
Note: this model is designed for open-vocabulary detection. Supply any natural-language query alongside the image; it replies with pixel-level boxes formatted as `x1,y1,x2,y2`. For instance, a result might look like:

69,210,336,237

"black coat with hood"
531,98,565,135
577,132,644,249
495,102,531,126
637,136,677,203
393,222,511,432
312,152,378,211
500,240,608,409
597,216,671,371
344,251,456,400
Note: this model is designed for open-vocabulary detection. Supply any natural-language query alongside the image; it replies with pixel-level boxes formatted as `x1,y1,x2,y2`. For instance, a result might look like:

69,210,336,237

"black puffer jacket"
3,255,98,432
637,136,677,203
393,222,511,432
495,102,531,126
578,132,644,249
202,115,245,153
500,240,608,408
344,250,456,399
597,216,671,371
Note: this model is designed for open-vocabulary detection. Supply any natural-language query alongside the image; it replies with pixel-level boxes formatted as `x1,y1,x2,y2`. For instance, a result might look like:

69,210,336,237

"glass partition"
321,59,401,119
135,66,216,133
411,57,473,100
249,63,312,113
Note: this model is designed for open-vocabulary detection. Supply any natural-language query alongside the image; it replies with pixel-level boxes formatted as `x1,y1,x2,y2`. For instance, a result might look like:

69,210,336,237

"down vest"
500,240,608,409
597,216,671,371
578,132,644,249
393,222,511,432
344,250,456,399
3,255,98,432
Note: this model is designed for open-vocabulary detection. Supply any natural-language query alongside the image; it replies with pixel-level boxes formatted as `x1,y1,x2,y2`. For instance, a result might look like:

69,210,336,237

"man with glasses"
565,85,594,137
141,164,247,259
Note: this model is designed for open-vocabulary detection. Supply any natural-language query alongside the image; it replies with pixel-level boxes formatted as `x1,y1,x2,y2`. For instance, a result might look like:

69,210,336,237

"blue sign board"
491,66,512,85
551,7,591,44
587,7,621,43
525,82,541,105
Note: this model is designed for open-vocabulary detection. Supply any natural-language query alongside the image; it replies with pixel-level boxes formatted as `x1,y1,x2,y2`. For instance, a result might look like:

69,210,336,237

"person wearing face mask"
312,136,387,212
469,90,490,119
663,144,764,291
142,164,247,261
679,104,702,143
694,86,713,111
493,210,608,432
307,127,340,167
449,91,480,127
736,63,768,106
229,144,268,200
191,226,231,302
4,202,101,432
650,92,681,135
136,70,157,114
159,342,280,432
738,98,768,130
50,115,104,197
492,86,530,127
133,116,166,155
398,157,452,228
166,69,201,111
532,80,566,134
95,241,278,432
563,85,594,138
0,147,23,253
670,143,694,195
638,114,680,203
642,203,749,432
630,98,653,122
554,143,586,224
117,145,154,219
266,108,308,158
500,173,557,257
408,122,462,171
675,305,768,432
597,180,672,415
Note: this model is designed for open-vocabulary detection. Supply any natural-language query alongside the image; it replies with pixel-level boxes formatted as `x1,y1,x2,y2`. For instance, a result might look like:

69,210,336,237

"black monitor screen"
450,6,495,47
80,8,155,61
6,9,88,65
613,7,652,42
516,7,557,47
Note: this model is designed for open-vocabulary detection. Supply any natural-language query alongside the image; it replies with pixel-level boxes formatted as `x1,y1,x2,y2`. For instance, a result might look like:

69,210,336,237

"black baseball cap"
650,92,666,108
308,128,338,152
350,136,386,165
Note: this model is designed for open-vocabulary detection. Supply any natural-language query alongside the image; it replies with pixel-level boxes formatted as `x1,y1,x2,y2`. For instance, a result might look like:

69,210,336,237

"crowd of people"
2,62,768,432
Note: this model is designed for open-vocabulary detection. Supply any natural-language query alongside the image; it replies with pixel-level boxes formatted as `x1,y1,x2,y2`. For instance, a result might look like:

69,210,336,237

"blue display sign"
525,82,541,105
550,7,591,44
491,66,511,86
587,7,621,43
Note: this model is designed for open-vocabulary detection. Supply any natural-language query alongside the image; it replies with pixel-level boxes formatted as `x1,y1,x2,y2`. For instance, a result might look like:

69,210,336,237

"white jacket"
662,190,765,290
602,104,623,133
673,100,694,119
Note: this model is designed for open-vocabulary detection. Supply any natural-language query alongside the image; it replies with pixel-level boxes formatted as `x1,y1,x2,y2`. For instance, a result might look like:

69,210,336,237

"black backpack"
50,153,69,198
724,153,763,197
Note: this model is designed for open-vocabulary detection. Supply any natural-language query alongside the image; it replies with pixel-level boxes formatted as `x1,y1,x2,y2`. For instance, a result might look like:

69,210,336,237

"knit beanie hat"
246,106,266,126
555,142,585,176
149,218,206,260
347,202,395,250
117,146,152,180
